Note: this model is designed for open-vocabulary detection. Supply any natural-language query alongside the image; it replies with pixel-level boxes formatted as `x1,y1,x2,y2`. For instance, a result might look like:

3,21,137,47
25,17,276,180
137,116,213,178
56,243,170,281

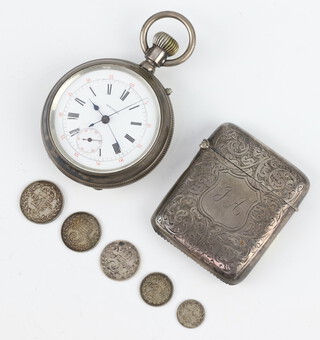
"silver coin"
61,212,101,252
20,180,63,224
140,272,173,306
100,240,140,280
177,299,205,328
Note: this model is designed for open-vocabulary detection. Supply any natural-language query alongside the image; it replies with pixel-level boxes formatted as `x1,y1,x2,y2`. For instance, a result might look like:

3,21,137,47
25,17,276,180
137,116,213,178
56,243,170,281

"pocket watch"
41,11,195,189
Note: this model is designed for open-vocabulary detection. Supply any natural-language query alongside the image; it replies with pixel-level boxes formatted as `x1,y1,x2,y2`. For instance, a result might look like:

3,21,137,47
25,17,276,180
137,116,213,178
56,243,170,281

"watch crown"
153,32,179,56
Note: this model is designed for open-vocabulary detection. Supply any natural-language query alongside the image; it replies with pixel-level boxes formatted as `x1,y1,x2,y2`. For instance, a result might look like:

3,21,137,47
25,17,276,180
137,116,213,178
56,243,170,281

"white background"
0,1,319,339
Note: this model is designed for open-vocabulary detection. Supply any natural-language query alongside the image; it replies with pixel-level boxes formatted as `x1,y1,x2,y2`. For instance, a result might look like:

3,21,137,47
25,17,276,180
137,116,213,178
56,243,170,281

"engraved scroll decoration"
212,125,306,208
158,149,288,278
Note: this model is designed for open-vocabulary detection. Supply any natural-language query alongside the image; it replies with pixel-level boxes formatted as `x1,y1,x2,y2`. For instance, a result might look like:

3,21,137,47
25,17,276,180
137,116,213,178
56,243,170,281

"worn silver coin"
100,240,140,280
177,299,205,328
61,212,101,252
140,272,173,306
20,180,63,224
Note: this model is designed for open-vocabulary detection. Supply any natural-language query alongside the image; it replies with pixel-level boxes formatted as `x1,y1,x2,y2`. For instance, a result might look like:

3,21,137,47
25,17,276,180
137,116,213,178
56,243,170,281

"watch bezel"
41,58,174,188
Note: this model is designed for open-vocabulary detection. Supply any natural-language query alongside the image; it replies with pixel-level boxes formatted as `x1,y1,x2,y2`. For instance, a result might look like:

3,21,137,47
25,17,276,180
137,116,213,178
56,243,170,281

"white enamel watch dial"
50,65,161,173
42,59,174,188
41,12,195,188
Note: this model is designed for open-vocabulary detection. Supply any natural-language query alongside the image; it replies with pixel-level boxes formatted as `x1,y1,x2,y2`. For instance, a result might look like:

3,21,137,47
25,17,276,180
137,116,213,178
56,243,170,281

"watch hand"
90,98,146,127
89,99,103,116
88,113,111,127
107,123,121,153
108,98,147,117
106,104,117,113
82,138,102,142
88,120,101,127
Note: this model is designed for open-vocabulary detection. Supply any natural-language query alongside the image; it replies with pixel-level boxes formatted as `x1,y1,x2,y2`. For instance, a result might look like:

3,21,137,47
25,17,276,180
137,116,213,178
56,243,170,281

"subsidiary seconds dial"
50,65,161,173
76,128,103,155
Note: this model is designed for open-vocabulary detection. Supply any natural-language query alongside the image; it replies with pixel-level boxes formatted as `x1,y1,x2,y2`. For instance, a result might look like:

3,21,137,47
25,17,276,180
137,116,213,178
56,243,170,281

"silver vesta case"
152,123,310,284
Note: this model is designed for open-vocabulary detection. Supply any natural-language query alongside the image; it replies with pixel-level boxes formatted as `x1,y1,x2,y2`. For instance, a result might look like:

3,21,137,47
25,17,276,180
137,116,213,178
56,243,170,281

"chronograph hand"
108,98,147,117
106,104,117,112
89,98,147,128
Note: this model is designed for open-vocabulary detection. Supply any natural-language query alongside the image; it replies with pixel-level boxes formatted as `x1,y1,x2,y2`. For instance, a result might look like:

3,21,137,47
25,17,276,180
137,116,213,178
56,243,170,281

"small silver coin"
100,240,140,280
20,180,63,224
61,212,101,252
140,272,173,306
177,299,205,328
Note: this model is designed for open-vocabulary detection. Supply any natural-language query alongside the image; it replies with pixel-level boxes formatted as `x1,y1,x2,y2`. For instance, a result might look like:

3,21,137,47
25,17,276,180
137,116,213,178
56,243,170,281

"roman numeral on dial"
112,142,121,154
69,128,80,137
89,87,96,96
68,112,80,119
120,89,130,101
124,134,135,143
107,84,112,95
75,98,85,106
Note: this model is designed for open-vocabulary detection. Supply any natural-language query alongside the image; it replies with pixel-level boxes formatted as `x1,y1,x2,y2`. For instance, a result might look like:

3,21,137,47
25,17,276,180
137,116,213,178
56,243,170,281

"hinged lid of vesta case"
152,123,309,284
